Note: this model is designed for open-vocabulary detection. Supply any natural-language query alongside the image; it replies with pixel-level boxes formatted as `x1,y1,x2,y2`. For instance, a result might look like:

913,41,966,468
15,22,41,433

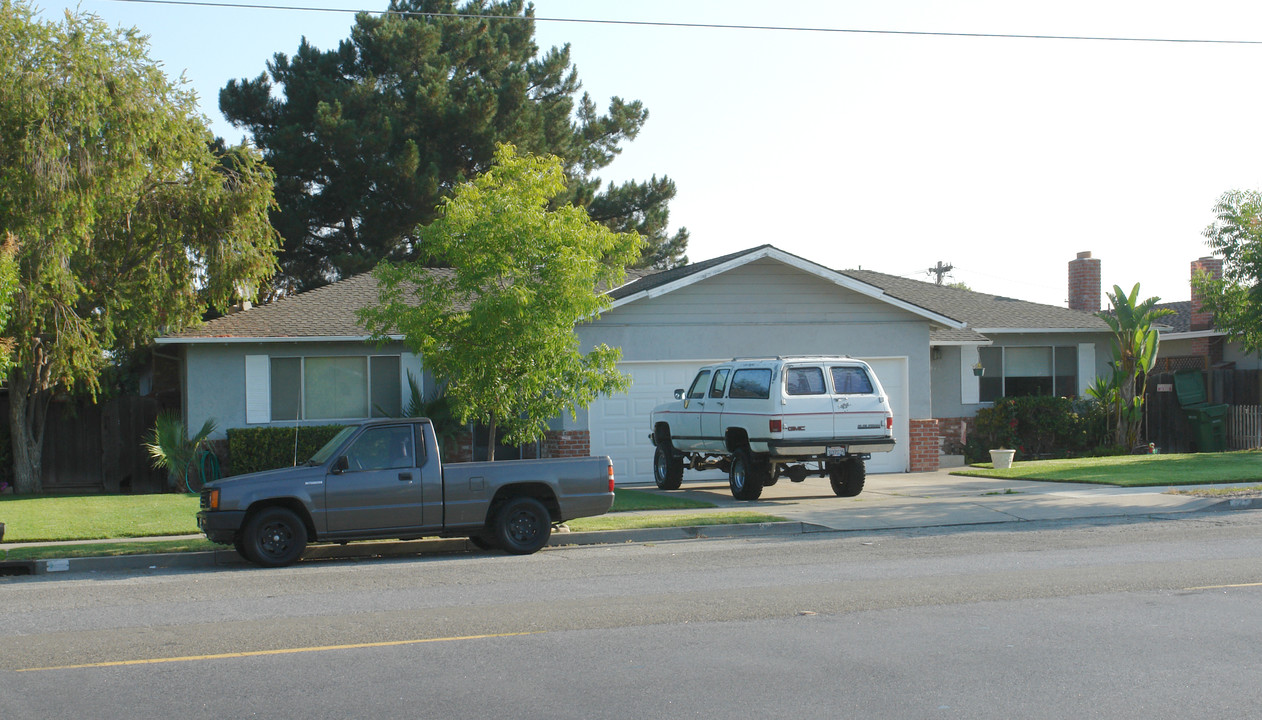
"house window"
269,355,401,421
978,346,1078,402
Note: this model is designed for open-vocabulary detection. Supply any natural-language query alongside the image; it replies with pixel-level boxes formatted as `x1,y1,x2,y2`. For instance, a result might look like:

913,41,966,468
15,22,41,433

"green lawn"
952,450,1262,487
0,486,774,561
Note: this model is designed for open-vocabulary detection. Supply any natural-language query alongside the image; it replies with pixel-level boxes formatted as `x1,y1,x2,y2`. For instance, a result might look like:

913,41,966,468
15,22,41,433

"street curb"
26,522,822,575
1201,497,1262,512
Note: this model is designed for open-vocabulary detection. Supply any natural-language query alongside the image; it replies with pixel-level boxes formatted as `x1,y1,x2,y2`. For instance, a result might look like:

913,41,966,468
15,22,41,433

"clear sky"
32,0,1262,308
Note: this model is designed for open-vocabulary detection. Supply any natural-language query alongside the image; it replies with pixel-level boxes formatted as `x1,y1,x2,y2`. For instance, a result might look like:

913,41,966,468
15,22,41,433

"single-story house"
155,245,1116,481
1153,256,1262,372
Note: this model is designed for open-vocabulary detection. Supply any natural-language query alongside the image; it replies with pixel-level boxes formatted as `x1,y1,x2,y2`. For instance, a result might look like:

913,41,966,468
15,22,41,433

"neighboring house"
1153,256,1262,372
155,245,1115,481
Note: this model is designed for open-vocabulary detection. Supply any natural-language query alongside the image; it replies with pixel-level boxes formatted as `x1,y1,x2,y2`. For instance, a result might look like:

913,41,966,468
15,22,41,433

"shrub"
966,396,1111,462
227,424,348,476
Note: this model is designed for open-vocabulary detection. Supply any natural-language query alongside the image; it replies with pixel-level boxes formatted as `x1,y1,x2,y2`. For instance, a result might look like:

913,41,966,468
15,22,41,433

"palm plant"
144,412,218,492
1099,284,1174,449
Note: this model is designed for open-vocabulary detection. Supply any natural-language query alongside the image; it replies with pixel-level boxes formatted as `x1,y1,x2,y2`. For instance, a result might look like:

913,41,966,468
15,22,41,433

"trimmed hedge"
226,424,348,476
965,396,1112,463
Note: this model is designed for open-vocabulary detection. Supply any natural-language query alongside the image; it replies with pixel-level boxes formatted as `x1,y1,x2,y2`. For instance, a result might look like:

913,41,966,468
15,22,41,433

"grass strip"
951,450,1262,487
609,488,714,512
567,511,785,532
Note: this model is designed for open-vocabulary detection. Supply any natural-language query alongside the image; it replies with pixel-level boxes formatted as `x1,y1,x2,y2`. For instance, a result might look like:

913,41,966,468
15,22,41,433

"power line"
97,0,1262,46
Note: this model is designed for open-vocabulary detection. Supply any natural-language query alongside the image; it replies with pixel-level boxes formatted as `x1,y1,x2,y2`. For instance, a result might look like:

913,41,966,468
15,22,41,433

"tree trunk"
485,413,497,462
9,369,48,494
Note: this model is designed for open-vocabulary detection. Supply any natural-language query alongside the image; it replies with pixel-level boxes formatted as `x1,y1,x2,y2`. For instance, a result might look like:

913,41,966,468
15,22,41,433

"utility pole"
926,261,954,285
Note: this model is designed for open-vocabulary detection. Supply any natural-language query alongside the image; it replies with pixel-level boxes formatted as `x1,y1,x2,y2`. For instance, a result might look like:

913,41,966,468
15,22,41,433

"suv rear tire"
729,447,768,501
829,458,866,497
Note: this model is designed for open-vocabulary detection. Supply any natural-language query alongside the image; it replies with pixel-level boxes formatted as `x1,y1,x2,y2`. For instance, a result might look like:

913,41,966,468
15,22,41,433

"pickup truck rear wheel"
653,444,684,490
493,497,552,555
729,447,767,501
242,507,308,567
829,458,866,497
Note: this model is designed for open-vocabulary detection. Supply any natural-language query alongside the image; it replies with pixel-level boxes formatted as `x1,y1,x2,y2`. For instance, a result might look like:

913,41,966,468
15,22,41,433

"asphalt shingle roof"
160,245,1110,342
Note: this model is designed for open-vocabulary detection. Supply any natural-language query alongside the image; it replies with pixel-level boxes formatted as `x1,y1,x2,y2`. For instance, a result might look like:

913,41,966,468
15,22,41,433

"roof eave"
154,334,405,345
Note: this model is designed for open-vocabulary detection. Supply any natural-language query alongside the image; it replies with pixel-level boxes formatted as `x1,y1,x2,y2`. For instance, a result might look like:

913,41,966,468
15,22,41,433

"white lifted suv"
649,356,895,501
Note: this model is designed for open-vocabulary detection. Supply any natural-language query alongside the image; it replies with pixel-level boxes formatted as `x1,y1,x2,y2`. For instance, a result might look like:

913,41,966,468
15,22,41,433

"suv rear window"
729,368,772,399
831,366,875,394
785,367,827,396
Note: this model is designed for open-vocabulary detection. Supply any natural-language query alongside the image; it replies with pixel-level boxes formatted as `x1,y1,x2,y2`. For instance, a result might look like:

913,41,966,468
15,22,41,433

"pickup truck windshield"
308,426,358,465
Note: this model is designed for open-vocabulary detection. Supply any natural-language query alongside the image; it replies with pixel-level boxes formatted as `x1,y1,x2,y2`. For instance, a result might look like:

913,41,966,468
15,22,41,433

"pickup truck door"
700,368,730,451
324,424,430,533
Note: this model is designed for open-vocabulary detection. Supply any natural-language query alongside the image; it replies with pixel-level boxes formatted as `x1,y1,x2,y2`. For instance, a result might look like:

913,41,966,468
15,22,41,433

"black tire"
241,507,308,567
763,469,780,487
493,497,552,555
729,447,767,501
653,444,684,490
829,458,866,497
469,533,499,551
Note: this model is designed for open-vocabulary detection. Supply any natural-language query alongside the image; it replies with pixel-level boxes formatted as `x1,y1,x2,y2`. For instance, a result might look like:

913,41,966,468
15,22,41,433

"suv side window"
709,368,730,398
831,366,875,394
785,367,827,395
729,368,772,399
687,370,712,400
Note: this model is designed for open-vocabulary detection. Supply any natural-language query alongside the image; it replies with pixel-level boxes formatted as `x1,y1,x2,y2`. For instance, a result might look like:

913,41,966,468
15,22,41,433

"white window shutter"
960,345,981,405
1077,343,1096,396
245,355,271,424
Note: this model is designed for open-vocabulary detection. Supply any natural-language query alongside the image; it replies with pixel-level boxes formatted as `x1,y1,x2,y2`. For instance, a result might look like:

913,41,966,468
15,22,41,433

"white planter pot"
989,449,1015,469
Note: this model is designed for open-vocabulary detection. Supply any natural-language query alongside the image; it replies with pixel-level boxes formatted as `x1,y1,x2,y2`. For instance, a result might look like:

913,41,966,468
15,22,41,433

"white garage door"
589,357,911,484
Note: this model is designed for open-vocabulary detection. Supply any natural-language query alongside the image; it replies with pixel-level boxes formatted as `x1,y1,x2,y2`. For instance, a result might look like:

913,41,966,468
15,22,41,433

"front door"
700,368,730,451
325,424,426,533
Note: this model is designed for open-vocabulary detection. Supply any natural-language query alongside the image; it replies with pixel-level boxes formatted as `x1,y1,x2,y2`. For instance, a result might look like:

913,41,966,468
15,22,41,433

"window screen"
370,356,402,418
270,357,301,422
785,367,827,395
831,366,875,394
305,356,369,419
729,369,772,399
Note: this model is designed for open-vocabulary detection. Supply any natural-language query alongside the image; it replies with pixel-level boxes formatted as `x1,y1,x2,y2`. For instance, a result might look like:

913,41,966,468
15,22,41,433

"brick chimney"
1189,256,1223,331
1068,251,1101,312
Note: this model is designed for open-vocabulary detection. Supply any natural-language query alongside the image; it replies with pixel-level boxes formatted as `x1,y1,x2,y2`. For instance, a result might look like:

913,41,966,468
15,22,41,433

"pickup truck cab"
649,356,895,500
198,418,615,566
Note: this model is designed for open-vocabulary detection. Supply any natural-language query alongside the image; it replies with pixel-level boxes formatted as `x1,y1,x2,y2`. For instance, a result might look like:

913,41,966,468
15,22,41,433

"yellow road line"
17,631,540,672
1184,582,1262,591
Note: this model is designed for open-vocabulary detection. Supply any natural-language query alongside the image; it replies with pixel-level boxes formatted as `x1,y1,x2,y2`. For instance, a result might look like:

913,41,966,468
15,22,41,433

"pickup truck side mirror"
674,388,685,400
332,455,349,474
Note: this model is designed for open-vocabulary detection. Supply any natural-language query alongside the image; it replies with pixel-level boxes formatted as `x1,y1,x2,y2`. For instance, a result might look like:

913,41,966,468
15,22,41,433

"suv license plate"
826,446,845,457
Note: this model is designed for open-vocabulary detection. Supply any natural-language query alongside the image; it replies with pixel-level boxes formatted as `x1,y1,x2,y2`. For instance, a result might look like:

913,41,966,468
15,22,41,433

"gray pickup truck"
197,418,615,566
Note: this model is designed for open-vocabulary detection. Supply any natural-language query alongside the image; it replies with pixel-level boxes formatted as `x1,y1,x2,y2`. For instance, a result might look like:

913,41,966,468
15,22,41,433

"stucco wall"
181,340,422,439
580,258,934,417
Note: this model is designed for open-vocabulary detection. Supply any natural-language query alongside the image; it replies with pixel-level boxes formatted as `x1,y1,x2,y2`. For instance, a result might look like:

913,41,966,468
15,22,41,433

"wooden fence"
1146,369,1262,453
1,394,167,494
1228,406,1262,451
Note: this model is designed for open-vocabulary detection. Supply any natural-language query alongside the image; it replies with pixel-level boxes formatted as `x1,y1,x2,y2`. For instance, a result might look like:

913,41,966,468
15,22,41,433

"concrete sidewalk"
5,470,1261,576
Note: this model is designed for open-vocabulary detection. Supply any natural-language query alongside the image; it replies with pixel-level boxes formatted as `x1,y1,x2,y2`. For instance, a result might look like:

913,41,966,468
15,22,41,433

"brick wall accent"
908,418,940,472
544,430,591,458
1191,256,1225,363
936,417,973,453
1068,251,1101,313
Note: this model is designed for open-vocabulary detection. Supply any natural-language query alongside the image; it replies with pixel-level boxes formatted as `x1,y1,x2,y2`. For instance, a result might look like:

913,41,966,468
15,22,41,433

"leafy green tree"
0,2,281,493
220,0,685,294
0,234,17,383
361,145,641,460
1099,284,1173,449
1195,189,1262,355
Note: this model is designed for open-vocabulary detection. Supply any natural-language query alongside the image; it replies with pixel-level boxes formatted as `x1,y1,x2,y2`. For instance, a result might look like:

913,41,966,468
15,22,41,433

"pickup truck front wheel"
493,497,552,555
653,444,684,490
729,448,768,501
241,507,308,567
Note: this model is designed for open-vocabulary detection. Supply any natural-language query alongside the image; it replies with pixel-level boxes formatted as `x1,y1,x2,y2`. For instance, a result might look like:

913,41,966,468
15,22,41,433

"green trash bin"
1173,371,1229,452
